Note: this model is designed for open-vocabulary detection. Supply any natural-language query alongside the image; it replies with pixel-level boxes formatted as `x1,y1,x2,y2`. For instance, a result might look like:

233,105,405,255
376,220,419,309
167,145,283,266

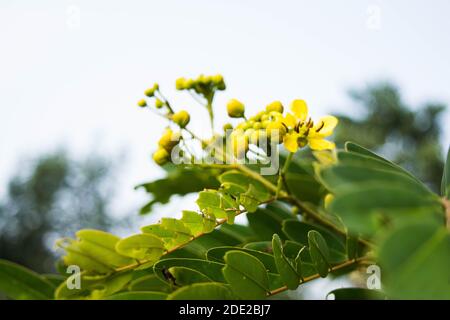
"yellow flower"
282,99,338,152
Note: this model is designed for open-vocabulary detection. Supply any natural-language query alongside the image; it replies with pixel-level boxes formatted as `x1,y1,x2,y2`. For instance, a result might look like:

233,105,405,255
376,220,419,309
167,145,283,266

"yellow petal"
282,113,297,128
290,99,308,122
313,115,338,137
308,138,335,150
283,133,299,152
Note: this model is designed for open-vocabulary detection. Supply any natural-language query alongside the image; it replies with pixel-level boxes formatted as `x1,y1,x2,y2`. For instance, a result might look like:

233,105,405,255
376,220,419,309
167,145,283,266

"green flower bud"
172,110,190,128
227,99,245,118
137,99,147,107
266,101,284,113
153,83,159,91
153,148,170,166
155,99,164,109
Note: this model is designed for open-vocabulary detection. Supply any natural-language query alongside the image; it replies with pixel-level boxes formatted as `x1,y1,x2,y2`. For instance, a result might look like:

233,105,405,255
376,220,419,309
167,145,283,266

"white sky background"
1,0,450,223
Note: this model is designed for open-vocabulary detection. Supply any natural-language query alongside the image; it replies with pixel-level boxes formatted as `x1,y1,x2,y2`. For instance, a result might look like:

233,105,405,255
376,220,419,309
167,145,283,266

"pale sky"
1,0,450,219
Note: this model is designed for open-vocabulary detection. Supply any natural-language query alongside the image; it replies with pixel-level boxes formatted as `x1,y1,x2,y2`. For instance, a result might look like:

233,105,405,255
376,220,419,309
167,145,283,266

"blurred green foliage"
0,151,120,273
334,82,446,191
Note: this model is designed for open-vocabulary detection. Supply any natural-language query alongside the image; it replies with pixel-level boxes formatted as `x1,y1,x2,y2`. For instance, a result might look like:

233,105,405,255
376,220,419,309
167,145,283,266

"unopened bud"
226,99,245,118
172,110,190,128
153,148,170,166
266,101,284,113
137,99,147,107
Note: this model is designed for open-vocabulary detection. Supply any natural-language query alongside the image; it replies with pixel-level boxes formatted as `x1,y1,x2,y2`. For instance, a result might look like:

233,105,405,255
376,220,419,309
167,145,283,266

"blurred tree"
333,82,446,192
0,151,122,273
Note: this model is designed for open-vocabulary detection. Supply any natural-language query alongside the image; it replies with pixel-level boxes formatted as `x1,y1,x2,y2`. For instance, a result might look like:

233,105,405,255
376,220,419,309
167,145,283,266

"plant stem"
268,256,369,297
276,152,293,198
206,98,214,132
442,197,450,230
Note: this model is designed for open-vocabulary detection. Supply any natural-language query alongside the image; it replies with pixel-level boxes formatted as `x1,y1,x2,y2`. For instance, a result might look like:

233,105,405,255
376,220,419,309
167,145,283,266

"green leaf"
318,163,431,196
378,222,450,299
153,258,225,283
219,170,271,202
75,229,133,268
105,291,168,300
272,234,300,290
60,239,114,273
136,166,220,214
218,223,257,243
247,204,292,240
207,246,277,273
329,184,443,236
115,234,165,260
0,259,55,300
345,142,393,164
167,282,237,300
308,231,330,278
196,190,237,219
342,144,418,180
285,173,325,204
42,274,65,288
168,267,212,286
243,241,272,253
346,235,358,260
55,272,132,300
443,146,450,198
327,288,385,300
181,210,204,235
128,274,171,292
222,251,270,299
239,184,263,213
282,220,346,263
159,218,193,247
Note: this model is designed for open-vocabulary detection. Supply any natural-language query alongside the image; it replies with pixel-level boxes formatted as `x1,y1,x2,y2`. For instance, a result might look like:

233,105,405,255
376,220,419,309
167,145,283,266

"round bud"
249,129,261,145
223,123,233,132
253,122,262,130
158,128,181,152
230,130,249,157
137,99,147,107
266,121,287,141
185,79,195,89
153,148,170,166
266,101,284,113
153,83,159,91
155,99,164,109
226,99,245,118
261,114,269,122
212,74,223,84
144,88,155,97
175,78,186,90
172,110,190,128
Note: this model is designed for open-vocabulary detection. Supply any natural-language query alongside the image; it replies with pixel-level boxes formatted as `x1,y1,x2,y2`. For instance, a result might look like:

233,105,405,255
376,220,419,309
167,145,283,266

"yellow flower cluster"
176,74,226,94
229,99,338,154
153,128,181,165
